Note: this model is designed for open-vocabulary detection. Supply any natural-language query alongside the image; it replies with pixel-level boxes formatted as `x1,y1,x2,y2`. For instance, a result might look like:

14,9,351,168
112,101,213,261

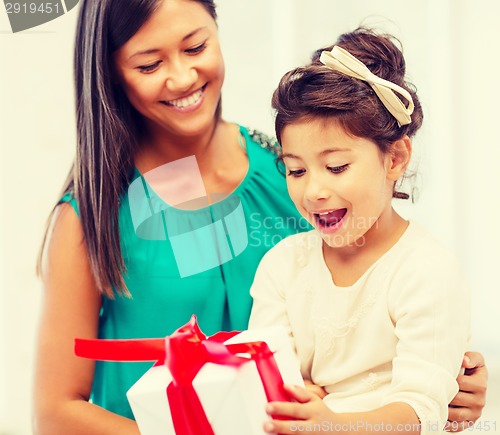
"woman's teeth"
167,88,203,108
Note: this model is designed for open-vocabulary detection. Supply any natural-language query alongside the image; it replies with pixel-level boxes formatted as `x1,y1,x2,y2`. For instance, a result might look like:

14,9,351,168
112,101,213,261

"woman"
33,1,487,433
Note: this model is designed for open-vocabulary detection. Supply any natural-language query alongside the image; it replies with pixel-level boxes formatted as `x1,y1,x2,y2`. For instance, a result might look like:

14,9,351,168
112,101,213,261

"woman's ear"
386,136,412,181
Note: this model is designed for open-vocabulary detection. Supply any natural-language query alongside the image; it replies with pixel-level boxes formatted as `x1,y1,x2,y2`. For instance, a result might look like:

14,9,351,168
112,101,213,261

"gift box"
75,316,303,435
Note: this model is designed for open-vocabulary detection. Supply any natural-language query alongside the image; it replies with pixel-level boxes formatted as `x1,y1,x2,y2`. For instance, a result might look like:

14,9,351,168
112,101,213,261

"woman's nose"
165,60,198,93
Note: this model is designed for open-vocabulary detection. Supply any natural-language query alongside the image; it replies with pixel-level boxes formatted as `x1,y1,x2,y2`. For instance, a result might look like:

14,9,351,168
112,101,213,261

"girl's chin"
320,231,366,250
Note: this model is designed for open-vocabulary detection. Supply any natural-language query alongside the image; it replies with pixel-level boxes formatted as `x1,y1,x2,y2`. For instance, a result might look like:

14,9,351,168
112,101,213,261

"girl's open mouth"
313,208,347,231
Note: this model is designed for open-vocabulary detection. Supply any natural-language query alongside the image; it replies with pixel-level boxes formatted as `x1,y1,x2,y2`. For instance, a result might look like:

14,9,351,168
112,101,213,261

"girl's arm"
248,245,293,336
32,204,140,435
264,384,419,435
299,356,489,433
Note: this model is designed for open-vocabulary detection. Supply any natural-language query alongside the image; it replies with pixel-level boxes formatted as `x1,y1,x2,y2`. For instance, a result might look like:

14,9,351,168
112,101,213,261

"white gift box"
126,326,303,435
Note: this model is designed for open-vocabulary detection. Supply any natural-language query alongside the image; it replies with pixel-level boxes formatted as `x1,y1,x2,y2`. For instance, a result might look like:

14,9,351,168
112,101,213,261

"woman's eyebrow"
128,27,208,60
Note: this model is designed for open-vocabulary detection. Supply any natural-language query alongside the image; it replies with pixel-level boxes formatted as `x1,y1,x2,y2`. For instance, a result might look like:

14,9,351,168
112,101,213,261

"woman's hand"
446,352,488,432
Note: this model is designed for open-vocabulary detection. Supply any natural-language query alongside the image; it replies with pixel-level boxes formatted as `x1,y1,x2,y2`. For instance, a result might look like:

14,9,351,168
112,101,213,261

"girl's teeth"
315,209,347,226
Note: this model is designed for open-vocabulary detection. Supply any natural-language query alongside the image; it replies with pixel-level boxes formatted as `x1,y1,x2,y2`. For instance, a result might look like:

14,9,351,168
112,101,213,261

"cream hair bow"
319,46,414,127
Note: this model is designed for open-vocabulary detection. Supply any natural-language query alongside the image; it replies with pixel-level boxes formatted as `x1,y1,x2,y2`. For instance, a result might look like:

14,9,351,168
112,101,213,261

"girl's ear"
386,136,412,181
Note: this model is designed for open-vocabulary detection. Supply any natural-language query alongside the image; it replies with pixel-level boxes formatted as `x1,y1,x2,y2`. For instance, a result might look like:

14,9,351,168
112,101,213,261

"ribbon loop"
319,45,414,127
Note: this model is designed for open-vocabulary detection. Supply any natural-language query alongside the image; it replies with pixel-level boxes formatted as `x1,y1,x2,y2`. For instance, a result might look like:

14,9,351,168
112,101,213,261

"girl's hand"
446,352,488,432
303,379,328,399
263,384,336,434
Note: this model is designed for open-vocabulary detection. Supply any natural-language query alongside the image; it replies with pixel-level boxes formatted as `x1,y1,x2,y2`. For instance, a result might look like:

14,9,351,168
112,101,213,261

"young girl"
33,0,485,432
249,28,472,435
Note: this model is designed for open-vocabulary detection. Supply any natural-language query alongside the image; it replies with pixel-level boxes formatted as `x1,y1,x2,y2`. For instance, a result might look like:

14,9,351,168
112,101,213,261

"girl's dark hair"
39,0,219,297
272,27,423,199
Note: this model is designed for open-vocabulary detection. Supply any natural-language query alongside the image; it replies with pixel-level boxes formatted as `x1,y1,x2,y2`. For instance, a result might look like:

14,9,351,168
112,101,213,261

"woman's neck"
135,119,220,172
134,120,249,197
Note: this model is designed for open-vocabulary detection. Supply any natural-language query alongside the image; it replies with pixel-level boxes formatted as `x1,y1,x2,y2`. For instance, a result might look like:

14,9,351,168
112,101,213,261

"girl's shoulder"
389,221,463,277
260,230,322,269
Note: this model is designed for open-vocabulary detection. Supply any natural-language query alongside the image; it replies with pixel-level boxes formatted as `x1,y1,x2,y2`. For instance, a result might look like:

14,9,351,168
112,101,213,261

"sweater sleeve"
248,242,295,348
384,252,470,435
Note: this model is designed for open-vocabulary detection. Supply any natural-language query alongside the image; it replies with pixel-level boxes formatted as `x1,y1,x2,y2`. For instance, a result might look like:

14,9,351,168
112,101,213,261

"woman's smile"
161,84,206,111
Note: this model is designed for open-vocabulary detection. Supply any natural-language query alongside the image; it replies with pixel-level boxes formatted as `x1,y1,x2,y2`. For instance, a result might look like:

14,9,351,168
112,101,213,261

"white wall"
0,6,77,434
1,1,499,433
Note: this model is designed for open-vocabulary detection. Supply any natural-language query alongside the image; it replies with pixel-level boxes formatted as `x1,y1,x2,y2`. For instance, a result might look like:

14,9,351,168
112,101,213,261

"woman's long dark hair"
39,0,218,297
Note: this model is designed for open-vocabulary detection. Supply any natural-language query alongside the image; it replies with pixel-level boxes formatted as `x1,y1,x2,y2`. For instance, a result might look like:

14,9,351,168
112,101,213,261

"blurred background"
1,0,499,433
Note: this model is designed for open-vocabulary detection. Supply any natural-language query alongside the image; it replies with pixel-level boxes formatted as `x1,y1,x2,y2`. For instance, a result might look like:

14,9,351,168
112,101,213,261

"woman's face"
114,0,224,139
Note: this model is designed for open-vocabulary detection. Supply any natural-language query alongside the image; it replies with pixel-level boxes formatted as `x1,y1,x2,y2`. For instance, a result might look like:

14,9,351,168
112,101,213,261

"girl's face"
281,117,401,250
114,0,224,139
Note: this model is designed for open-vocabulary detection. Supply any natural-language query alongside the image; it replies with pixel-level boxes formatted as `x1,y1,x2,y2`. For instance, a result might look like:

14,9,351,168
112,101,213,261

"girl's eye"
287,169,306,178
137,61,161,73
327,164,349,174
185,42,207,55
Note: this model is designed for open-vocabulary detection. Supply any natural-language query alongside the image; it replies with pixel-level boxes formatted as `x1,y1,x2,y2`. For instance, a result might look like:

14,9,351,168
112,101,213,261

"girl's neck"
323,208,408,287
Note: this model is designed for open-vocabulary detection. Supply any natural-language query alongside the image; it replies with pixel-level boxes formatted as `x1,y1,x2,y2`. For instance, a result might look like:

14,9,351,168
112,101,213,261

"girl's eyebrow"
282,147,351,160
281,153,300,160
128,27,207,60
319,147,351,156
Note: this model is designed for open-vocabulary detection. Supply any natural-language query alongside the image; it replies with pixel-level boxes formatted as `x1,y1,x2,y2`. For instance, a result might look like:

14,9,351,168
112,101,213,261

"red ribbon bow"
75,315,289,435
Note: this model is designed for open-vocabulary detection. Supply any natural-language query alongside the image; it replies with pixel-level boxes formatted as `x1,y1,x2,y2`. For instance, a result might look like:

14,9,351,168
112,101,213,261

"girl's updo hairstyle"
272,27,423,156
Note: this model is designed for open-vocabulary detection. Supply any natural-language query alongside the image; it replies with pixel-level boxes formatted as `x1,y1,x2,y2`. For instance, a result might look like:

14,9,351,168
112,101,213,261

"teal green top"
61,125,311,418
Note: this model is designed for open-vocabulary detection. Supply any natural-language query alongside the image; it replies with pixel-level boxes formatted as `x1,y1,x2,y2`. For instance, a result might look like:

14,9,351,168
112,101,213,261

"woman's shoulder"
239,125,281,157
59,190,80,217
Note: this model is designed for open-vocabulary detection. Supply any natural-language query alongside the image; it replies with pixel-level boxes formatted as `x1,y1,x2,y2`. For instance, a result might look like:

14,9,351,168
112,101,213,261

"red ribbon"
75,315,289,435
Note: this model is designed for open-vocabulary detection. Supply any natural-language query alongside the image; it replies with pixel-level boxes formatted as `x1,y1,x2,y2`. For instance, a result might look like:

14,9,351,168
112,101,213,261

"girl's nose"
304,175,331,202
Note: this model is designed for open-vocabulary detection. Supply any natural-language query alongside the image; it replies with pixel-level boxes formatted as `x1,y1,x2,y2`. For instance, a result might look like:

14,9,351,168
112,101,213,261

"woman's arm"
447,352,488,432
32,204,140,435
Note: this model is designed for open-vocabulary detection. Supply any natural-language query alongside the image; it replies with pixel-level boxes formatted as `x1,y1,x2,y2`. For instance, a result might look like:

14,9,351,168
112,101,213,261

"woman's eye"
287,169,305,177
327,164,349,174
185,42,207,55
137,61,161,73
